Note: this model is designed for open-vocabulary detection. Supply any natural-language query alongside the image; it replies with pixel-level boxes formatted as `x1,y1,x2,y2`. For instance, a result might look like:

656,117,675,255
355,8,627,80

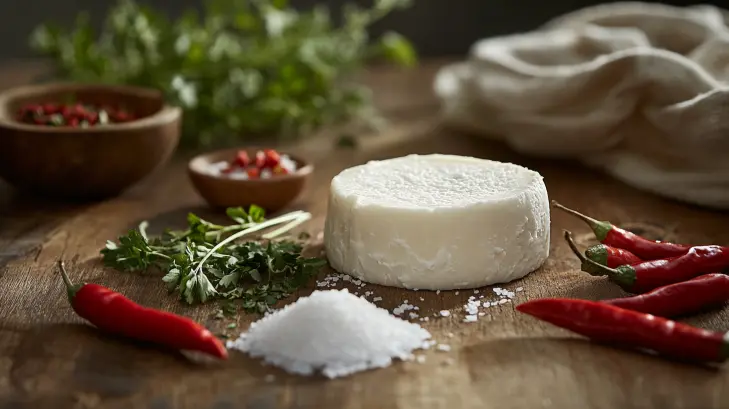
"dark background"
0,0,717,60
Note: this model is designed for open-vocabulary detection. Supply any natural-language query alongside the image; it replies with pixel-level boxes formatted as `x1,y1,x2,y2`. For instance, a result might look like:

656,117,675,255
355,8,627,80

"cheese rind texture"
323,154,550,290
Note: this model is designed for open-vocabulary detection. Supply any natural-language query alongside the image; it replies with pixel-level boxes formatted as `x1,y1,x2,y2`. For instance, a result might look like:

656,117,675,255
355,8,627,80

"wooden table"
2,60,729,409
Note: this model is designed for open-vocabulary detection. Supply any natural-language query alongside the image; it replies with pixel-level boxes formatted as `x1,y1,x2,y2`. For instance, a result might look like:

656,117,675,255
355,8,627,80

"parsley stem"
262,213,312,239
205,224,251,238
193,211,308,275
151,251,172,260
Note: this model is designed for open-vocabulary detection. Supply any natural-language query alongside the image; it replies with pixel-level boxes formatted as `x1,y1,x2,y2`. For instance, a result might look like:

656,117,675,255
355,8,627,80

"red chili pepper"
582,244,642,275
517,298,729,363
565,230,729,293
234,151,251,168
42,103,59,114
58,261,227,359
552,201,691,259
601,274,729,317
246,167,260,179
16,102,138,127
263,149,281,168
86,112,99,125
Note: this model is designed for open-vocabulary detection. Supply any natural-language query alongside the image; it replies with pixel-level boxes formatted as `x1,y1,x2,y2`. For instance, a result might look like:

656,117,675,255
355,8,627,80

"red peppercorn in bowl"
188,148,313,213
0,82,181,200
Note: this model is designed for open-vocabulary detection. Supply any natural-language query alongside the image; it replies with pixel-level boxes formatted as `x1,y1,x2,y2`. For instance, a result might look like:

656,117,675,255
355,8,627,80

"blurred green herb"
101,205,326,313
30,0,417,148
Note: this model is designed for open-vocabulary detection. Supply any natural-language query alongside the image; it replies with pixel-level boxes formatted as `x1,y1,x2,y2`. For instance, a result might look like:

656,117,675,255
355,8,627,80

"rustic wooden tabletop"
2,59,729,409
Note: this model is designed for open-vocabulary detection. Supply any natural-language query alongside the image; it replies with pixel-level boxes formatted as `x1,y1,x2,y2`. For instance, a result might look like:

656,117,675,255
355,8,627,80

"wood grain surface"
2,60,729,409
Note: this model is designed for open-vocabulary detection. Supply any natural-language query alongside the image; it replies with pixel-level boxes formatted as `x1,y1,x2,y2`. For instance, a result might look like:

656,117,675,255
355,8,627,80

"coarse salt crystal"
373,297,382,302
439,310,451,317
464,315,478,323
436,344,451,352
227,289,431,379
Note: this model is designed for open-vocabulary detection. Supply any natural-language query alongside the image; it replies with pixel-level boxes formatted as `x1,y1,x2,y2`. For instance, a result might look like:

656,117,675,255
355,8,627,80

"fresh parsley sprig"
101,205,326,313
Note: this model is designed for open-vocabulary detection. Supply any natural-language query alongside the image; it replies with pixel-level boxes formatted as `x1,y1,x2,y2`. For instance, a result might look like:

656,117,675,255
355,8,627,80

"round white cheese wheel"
323,154,550,290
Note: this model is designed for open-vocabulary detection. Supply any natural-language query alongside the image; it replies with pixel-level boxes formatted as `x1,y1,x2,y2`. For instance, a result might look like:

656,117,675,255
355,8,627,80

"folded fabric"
435,2,729,209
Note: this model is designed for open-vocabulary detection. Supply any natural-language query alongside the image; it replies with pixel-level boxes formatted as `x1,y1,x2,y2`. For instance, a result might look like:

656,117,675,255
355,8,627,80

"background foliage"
30,0,416,148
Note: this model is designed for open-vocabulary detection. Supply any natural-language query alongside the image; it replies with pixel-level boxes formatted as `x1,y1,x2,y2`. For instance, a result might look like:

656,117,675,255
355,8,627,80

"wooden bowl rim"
188,147,314,185
0,82,181,133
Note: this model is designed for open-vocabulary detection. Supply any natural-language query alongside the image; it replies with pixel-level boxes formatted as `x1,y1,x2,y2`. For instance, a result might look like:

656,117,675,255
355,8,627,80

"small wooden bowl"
0,82,182,200
188,148,313,213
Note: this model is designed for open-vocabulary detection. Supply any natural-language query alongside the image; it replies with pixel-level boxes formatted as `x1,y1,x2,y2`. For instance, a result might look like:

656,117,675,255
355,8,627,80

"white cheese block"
323,154,550,290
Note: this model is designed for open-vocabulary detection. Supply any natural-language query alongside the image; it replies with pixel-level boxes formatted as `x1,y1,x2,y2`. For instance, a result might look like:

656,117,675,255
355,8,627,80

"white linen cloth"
435,2,729,209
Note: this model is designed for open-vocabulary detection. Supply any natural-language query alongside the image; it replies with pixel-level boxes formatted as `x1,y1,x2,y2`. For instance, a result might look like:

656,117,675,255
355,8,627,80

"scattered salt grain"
436,290,441,295
455,291,459,295
447,332,454,338
499,299,509,305
226,289,431,379
373,297,382,302
393,302,416,316
516,287,524,292
464,315,478,323
436,344,451,352
416,355,426,364
493,287,515,299
439,310,451,317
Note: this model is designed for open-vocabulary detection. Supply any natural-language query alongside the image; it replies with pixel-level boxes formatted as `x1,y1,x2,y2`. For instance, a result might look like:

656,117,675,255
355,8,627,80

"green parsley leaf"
101,205,325,314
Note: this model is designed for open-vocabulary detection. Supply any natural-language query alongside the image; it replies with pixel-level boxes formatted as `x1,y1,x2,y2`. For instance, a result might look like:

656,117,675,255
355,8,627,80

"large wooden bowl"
188,148,313,213
0,83,182,200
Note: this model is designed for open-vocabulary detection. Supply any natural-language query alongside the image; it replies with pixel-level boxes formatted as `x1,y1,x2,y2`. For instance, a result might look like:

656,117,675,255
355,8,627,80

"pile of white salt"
226,289,432,378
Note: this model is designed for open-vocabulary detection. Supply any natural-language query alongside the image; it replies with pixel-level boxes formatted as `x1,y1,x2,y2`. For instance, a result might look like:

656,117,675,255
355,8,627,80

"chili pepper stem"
552,201,612,242
563,230,635,289
57,260,83,302
583,244,609,275
564,230,604,276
